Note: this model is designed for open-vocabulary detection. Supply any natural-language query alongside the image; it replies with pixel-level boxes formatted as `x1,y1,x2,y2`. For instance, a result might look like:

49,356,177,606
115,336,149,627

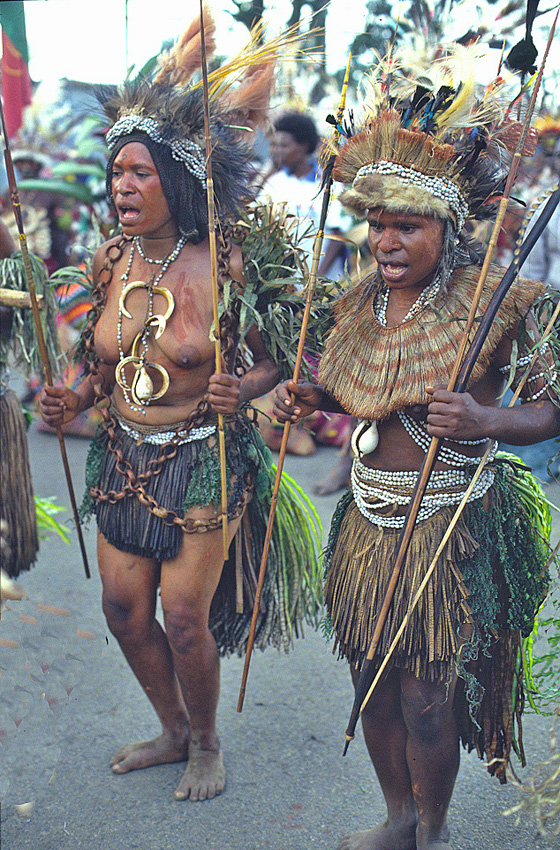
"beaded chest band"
351,456,495,528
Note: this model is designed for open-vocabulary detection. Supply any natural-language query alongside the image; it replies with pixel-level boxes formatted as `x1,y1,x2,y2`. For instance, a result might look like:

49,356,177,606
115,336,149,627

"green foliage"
273,465,324,623
524,593,560,715
227,200,345,380
35,496,70,544
0,252,64,380
499,448,560,715
17,178,96,206
49,263,94,295
50,161,106,182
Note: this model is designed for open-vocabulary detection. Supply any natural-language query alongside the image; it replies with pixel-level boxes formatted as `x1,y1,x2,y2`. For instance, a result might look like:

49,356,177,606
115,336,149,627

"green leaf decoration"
0,251,64,380
229,200,346,379
51,161,106,181
498,451,560,716
17,178,95,206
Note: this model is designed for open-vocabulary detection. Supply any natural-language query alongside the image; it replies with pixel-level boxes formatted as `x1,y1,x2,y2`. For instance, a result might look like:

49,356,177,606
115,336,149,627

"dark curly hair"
274,112,319,154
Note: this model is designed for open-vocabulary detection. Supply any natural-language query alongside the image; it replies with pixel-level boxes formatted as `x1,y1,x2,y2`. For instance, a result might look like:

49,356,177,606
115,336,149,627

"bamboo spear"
199,0,228,560
343,13,558,754
237,53,353,712
0,101,91,579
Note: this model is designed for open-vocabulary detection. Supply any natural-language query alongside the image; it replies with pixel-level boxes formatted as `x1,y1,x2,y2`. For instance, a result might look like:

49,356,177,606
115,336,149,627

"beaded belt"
351,456,495,528
111,404,216,446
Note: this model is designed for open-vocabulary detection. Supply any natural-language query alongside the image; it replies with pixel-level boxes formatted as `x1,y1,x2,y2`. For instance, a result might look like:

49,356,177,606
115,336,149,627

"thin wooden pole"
199,0,228,560
237,52,353,712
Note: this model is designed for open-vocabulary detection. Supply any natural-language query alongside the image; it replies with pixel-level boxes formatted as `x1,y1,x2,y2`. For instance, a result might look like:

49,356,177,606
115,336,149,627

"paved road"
1,423,559,850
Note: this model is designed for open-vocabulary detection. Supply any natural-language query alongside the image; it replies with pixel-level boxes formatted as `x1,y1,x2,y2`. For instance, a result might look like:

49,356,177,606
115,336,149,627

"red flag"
1,1,32,139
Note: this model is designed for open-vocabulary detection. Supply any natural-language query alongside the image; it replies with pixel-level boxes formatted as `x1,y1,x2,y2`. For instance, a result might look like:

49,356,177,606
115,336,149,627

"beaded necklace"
374,271,442,327
134,236,166,265
115,235,186,414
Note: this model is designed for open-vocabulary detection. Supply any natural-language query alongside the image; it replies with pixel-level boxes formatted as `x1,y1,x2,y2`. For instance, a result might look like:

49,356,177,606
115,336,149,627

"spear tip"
342,733,354,757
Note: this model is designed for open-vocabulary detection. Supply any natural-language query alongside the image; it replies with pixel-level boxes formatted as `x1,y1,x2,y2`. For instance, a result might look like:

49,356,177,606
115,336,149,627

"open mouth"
117,205,141,223
380,262,407,281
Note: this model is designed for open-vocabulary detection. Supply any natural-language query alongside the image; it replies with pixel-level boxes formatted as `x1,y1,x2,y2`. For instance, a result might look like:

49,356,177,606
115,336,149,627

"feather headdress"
332,42,536,231
97,7,308,239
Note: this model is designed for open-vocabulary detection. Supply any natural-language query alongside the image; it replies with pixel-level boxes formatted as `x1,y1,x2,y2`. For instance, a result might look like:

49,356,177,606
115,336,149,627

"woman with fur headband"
274,44,560,850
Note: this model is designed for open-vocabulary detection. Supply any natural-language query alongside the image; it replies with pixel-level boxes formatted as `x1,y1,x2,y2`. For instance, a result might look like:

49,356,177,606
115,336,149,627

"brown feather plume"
154,5,216,86
222,60,276,132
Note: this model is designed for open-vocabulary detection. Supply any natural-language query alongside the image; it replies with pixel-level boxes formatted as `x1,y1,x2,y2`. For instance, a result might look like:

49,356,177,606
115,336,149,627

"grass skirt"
324,463,550,781
0,388,38,577
81,415,262,561
81,413,323,655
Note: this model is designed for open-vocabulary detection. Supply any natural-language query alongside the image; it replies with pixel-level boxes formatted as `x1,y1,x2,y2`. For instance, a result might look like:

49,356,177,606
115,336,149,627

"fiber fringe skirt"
81,413,323,657
324,463,550,782
0,388,38,577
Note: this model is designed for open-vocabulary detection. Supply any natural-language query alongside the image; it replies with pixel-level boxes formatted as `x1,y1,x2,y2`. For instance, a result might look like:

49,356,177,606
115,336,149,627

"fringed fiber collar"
318,265,543,421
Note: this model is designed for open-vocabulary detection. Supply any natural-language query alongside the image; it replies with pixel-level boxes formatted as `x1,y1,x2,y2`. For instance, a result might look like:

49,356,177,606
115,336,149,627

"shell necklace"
115,234,186,414
374,271,442,327
354,271,444,458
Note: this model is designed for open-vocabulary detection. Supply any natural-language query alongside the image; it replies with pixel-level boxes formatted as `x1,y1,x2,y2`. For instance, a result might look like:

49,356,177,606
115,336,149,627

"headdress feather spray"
154,6,217,86
97,9,311,238
331,42,537,231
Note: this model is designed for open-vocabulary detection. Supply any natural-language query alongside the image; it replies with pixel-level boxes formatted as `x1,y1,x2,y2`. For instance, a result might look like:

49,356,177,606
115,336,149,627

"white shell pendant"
351,419,379,457
132,366,154,403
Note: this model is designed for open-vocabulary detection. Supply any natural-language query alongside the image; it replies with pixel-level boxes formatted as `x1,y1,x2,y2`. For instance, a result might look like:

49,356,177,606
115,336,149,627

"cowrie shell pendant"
351,420,379,458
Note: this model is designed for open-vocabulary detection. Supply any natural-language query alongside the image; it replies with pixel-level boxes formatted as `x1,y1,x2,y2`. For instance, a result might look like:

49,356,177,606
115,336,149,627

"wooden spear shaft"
0,103,91,579
236,203,327,712
343,14,557,754
237,53,353,712
199,0,228,560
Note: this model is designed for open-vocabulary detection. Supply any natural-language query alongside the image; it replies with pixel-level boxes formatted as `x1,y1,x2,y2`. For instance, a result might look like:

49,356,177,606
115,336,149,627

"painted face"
367,209,444,293
110,142,177,239
270,131,309,172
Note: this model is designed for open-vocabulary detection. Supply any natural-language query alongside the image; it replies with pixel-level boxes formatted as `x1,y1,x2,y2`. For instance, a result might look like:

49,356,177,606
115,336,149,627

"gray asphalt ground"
1,422,559,850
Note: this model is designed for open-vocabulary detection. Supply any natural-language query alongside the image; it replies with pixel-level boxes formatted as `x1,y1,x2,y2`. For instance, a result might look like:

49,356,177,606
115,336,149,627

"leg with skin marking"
401,672,459,850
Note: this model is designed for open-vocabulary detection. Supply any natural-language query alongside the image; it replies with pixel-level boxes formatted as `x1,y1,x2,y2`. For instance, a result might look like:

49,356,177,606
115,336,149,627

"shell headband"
106,114,207,186
353,161,469,232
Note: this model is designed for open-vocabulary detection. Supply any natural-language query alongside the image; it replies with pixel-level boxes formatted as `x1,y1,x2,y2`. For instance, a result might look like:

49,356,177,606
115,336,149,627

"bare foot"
337,822,417,850
174,744,225,802
111,730,189,774
313,454,352,496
